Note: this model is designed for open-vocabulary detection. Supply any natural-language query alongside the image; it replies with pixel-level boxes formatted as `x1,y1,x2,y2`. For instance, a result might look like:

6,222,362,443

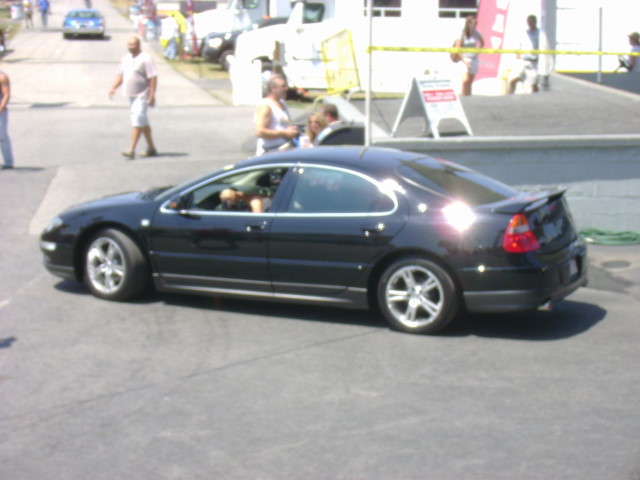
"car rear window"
397,158,518,206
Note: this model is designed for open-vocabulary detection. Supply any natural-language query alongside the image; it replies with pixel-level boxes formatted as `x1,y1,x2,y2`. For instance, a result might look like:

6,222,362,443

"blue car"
62,9,105,39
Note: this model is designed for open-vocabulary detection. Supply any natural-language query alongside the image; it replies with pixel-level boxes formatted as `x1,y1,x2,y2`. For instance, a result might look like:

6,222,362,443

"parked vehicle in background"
202,16,288,70
62,9,106,39
183,0,293,56
39,147,588,335
234,0,483,93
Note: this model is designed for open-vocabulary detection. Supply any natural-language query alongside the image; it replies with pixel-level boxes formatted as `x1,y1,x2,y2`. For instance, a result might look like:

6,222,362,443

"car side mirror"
167,193,192,213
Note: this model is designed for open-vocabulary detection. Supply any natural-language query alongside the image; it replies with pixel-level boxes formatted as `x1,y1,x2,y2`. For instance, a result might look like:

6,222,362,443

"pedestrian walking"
0,70,14,170
108,36,158,160
254,74,299,155
38,0,49,28
23,0,34,28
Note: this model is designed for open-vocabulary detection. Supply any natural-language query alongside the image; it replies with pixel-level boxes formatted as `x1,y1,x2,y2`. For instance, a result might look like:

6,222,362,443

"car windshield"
154,165,234,202
69,10,101,18
398,157,518,206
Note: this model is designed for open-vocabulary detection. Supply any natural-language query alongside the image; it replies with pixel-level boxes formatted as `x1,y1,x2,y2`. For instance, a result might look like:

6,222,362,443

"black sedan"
40,147,588,334
202,16,287,70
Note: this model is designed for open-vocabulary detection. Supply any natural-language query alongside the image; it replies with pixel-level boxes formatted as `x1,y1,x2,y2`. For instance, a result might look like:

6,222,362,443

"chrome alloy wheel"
384,265,444,329
86,236,127,295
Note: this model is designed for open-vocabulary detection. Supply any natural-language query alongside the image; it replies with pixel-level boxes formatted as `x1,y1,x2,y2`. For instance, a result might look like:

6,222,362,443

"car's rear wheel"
84,228,149,301
377,257,458,334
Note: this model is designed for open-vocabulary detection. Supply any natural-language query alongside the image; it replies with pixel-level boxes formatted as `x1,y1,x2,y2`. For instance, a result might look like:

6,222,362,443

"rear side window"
286,166,395,214
398,158,517,206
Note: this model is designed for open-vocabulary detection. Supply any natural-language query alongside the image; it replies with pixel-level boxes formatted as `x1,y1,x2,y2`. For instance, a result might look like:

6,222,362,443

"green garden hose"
580,229,640,246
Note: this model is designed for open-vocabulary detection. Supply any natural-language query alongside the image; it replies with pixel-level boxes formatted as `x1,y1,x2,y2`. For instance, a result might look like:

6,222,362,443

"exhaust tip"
539,300,553,312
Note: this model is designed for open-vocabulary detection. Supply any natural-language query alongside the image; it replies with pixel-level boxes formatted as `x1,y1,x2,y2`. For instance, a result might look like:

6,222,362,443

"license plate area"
561,257,580,283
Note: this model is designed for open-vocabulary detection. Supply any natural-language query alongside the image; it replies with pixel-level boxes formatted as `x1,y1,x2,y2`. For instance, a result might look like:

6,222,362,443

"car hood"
62,186,171,216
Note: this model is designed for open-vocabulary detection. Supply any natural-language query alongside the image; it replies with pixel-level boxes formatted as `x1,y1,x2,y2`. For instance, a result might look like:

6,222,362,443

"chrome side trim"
160,284,353,304
155,273,271,287
153,273,367,294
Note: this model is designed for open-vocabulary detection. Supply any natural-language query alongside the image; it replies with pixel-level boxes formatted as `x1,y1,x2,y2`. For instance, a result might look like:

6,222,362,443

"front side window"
286,166,395,214
187,167,289,213
363,0,402,17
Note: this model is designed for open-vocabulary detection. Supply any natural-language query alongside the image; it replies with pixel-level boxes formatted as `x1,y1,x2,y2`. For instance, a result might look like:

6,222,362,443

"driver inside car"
219,188,271,213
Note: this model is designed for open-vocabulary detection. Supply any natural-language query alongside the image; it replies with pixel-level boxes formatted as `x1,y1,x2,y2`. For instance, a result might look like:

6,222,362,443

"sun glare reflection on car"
442,201,475,232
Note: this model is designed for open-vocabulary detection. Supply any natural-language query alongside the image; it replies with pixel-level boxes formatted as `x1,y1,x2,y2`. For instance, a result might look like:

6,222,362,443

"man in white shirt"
508,15,540,94
109,36,158,159
627,32,640,73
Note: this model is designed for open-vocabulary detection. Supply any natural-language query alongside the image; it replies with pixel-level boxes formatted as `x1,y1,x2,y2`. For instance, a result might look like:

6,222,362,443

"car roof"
233,146,430,177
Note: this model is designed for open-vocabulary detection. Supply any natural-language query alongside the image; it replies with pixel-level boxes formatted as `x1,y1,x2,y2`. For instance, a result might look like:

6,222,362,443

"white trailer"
234,0,481,94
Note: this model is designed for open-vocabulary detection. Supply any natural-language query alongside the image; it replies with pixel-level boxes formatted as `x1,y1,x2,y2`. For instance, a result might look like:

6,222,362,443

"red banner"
476,0,511,81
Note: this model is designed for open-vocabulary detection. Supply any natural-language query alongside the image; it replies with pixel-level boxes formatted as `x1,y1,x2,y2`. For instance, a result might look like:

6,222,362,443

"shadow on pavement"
53,280,605,340
446,300,606,340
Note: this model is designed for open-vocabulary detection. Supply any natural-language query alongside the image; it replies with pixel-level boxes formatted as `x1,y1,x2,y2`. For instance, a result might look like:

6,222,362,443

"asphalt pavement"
2,8,640,479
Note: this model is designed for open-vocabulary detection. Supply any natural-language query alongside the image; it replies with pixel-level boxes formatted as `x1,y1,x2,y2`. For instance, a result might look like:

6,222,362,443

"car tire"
377,257,459,334
83,228,149,301
219,50,233,71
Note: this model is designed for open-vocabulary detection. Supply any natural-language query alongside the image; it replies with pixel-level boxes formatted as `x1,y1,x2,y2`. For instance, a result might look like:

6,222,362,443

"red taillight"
502,213,540,253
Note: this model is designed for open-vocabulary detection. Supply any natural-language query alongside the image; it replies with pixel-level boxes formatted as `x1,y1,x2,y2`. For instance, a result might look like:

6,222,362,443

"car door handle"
245,221,269,232
362,223,386,237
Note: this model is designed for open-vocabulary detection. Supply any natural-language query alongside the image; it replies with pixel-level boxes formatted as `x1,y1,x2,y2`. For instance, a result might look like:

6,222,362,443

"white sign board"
391,77,472,139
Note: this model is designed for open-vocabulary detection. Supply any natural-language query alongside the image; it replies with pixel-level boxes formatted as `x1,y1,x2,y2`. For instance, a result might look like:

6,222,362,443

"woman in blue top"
455,15,484,96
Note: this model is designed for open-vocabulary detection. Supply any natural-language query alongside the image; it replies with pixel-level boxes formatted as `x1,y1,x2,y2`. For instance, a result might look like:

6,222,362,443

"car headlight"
44,216,64,233
207,37,223,49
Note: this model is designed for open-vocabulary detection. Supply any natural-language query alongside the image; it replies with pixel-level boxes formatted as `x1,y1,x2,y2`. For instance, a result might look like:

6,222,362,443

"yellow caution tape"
367,46,640,56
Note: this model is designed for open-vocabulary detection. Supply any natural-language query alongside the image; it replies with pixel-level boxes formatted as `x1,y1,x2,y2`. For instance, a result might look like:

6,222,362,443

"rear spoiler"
490,188,567,215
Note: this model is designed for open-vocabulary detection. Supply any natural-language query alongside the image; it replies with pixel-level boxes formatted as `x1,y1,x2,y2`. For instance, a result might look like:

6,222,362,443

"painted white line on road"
0,273,47,310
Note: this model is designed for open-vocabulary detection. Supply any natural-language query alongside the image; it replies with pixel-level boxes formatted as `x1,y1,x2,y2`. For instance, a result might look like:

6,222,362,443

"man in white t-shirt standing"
508,15,540,94
109,36,158,159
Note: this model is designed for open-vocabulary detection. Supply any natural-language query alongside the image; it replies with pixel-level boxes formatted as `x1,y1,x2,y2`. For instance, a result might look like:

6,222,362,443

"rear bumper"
459,239,589,313
463,273,588,313
63,26,104,35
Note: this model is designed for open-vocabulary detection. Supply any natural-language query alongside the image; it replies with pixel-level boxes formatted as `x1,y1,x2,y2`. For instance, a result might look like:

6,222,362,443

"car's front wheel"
83,228,149,301
219,50,233,71
377,257,459,334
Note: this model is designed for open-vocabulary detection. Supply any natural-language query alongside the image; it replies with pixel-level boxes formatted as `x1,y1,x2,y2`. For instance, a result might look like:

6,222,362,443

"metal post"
365,0,373,147
597,7,602,84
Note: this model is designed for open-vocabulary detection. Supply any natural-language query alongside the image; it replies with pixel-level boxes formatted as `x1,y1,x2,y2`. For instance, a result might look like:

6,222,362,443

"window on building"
362,0,402,18
302,3,325,23
438,0,478,18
